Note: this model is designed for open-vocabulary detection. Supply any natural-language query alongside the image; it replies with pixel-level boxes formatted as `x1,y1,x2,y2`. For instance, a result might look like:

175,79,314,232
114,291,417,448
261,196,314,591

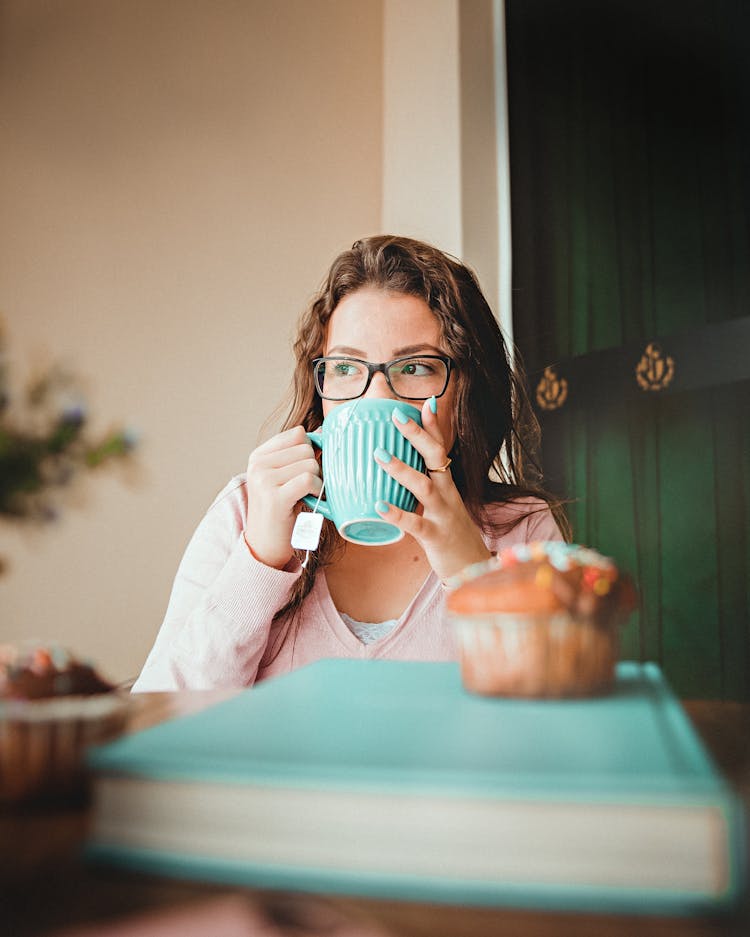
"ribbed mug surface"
303,399,425,545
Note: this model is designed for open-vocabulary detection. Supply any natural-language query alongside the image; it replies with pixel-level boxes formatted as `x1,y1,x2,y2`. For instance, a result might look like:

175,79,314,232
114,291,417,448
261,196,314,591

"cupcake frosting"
0,644,114,700
445,542,636,626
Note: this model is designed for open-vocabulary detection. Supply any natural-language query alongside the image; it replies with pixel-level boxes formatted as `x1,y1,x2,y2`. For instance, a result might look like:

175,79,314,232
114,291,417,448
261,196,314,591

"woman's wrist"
440,549,494,588
242,530,294,571
435,542,492,586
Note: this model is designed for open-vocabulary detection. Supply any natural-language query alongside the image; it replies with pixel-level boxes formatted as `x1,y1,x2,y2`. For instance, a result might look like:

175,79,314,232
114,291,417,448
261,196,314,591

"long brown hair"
268,235,568,633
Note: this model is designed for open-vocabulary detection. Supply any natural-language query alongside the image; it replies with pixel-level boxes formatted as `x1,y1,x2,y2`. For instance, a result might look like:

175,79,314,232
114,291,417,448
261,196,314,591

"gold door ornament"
536,366,568,410
635,342,675,391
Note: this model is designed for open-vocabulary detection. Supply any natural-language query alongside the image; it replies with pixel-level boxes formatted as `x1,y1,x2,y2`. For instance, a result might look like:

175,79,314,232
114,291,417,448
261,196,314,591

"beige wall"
0,0,383,680
0,0,502,684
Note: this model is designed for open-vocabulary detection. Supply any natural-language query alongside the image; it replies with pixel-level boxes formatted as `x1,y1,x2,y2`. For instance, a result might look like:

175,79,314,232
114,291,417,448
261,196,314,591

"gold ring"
427,457,452,474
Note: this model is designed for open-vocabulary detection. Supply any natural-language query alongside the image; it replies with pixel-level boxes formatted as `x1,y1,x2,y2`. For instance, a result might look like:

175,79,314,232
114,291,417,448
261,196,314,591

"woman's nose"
364,370,396,400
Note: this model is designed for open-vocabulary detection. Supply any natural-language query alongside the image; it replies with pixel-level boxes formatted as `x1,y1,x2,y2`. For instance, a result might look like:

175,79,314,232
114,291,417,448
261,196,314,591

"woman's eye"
332,361,359,377
400,359,435,376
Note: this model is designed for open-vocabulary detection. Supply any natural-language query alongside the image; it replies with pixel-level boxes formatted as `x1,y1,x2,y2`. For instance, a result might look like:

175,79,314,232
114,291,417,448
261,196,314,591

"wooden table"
2,693,749,937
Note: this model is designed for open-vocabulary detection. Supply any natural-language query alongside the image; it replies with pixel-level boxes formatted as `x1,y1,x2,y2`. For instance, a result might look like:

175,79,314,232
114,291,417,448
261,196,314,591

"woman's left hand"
373,399,492,581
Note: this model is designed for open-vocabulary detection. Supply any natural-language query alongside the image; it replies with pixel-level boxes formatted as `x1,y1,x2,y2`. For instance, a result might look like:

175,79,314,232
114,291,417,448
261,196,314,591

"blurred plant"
0,323,137,570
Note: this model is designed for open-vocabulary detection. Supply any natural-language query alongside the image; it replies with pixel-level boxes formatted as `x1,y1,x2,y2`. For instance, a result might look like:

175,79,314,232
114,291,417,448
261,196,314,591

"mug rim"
325,398,422,421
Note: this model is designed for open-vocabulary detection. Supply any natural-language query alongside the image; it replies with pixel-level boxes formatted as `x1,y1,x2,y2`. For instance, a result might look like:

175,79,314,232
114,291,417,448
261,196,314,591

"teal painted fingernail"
393,407,410,425
375,501,389,513
429,395,437,414
374,447,392,463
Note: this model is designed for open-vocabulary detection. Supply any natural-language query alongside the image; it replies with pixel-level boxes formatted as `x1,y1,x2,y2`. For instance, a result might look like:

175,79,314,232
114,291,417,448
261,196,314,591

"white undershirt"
339,613,399,645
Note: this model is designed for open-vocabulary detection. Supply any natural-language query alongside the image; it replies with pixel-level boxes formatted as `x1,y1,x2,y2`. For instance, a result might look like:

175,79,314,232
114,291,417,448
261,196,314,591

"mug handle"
300,431,332,519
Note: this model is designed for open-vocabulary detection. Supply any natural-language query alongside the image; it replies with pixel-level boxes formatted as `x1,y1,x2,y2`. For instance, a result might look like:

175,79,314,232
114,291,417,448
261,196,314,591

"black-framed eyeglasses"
312,354,453,402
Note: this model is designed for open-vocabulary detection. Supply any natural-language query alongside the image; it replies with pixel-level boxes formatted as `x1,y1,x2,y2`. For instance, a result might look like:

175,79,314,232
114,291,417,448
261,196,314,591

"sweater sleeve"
132,476,303,692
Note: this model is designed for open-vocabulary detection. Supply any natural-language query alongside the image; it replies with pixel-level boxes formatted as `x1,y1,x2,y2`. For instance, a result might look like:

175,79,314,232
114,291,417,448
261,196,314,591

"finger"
254,425,310,455
266,457,320,486
373,448,436,504
253,442,317,470
420,396,456,474
280,470,323,503
420,395,440,435
375,500,427,539
390,405,449,478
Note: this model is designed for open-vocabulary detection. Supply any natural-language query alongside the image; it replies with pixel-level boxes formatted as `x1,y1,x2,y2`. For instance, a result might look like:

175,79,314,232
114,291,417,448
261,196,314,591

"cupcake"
0,644,129,803
445,542,637,698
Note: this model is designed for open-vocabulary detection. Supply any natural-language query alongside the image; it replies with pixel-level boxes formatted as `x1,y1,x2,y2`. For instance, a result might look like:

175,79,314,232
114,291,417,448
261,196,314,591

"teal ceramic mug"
301,398,425,545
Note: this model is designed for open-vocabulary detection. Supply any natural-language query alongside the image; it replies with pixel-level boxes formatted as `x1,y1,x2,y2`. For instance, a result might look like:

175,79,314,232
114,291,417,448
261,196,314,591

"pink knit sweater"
133,476,562,691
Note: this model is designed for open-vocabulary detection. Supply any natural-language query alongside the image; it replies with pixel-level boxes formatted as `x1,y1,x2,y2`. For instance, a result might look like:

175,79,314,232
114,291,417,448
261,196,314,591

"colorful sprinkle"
535,565,554,588
30,649,53,675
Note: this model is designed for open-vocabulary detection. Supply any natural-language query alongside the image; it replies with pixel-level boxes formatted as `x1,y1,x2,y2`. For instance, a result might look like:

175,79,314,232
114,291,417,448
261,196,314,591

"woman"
133,236,567,691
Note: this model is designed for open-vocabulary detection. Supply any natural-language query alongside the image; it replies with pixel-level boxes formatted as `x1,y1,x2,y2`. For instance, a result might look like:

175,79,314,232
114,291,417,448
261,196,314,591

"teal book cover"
86,660,746,914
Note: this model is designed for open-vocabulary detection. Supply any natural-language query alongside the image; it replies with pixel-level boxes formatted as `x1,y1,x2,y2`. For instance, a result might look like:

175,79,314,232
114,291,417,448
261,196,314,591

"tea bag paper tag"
291,512,325,551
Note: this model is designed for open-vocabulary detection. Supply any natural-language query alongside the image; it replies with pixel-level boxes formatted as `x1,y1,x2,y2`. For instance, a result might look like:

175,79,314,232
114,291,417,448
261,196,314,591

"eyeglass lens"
315,357,448,401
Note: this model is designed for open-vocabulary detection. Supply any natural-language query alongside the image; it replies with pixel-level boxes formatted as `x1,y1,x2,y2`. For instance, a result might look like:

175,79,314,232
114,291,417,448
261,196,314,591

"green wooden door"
505,0,750,699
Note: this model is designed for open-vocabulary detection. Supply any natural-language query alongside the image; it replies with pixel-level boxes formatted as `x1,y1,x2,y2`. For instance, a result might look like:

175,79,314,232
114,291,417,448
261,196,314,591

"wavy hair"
265,235,568,644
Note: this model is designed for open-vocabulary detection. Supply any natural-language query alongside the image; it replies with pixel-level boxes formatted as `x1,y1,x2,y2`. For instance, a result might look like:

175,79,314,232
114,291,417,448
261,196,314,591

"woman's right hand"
243,426,322,569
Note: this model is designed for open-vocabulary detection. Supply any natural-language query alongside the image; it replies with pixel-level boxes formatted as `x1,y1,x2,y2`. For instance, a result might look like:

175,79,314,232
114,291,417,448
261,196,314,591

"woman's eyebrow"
325,344,444,358
326,345,366,357
392,344,444,356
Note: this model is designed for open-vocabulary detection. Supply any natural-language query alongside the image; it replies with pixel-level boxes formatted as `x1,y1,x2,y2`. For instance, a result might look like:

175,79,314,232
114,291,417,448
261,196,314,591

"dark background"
505,0,750,699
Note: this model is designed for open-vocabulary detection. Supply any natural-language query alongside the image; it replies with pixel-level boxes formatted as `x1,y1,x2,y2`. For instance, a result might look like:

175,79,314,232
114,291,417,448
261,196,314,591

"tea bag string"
299,397,362,569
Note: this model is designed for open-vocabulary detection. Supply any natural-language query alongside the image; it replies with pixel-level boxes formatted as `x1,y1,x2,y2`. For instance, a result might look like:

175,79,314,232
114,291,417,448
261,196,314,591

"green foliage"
0,327,136,527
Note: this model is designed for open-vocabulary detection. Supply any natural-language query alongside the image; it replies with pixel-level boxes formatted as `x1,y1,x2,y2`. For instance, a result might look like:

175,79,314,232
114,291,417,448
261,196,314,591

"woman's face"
322,288,457,450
